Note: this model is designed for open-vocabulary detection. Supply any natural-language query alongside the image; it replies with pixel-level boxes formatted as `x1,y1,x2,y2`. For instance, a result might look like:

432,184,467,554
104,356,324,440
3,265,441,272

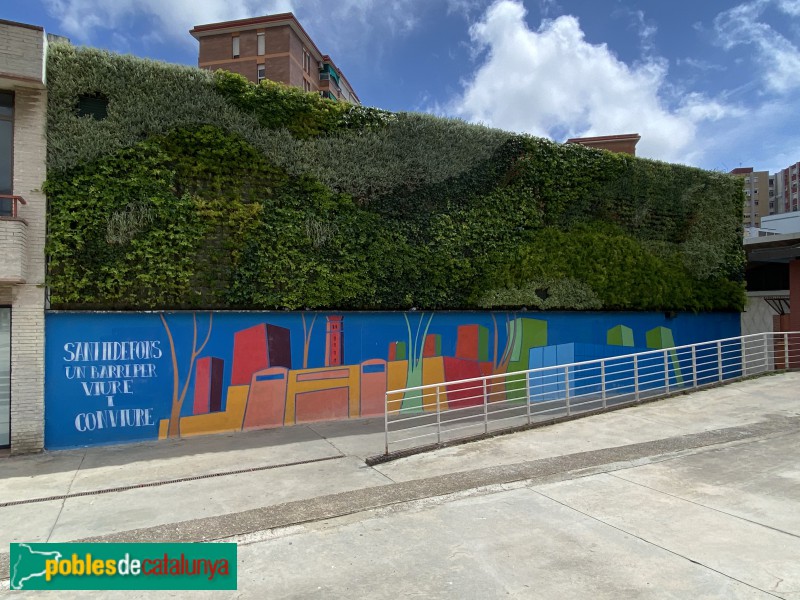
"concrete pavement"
1,372,799,597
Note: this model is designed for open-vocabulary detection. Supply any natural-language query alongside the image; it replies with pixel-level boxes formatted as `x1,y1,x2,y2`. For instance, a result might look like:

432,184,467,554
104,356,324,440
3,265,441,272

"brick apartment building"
731,167,772,230
0,19,49,453
776,161,800,214
190,13,360,105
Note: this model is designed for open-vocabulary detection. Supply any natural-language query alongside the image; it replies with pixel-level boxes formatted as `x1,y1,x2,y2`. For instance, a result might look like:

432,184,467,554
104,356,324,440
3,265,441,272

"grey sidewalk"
1,372,799,593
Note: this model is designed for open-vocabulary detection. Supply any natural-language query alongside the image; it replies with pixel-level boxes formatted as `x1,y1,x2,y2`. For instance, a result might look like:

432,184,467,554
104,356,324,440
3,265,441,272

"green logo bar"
9,543,237,590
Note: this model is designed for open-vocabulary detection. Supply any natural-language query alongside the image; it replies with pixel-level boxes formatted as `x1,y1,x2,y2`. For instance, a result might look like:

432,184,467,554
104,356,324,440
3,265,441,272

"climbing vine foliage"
44,44,745,312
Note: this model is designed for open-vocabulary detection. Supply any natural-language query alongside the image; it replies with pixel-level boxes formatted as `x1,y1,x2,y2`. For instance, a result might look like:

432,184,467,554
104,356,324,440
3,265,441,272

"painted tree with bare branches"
301,313,318,369
160,312,213,438
488,312,520,402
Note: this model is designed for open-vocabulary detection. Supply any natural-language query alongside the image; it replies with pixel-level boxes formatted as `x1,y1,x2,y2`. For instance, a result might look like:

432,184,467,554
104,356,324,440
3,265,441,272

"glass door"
0,308,9,447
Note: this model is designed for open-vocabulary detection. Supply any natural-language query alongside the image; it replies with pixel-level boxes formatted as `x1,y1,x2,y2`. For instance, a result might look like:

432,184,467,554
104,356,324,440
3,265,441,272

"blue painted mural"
44,311,741,449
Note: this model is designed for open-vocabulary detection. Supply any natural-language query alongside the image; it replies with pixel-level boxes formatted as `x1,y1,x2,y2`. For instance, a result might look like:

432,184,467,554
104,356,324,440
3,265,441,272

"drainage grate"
0,454,345,508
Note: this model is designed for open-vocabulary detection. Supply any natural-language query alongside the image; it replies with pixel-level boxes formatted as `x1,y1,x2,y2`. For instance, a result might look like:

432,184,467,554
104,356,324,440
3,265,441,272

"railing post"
717,341,723,382
525,371,532,425
483,378,489,434
435,385,441,445
564,366,571,416
691,345,697,388
633,355,640,401
741,336,747,378
763,332,769,372
600,360,606,409
785,332,790,371
384,391,389,455
664,350,670,394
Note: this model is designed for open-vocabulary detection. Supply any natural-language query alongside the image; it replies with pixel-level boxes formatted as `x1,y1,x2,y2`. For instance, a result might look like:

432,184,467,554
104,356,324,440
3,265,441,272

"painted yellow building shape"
159,385,248,439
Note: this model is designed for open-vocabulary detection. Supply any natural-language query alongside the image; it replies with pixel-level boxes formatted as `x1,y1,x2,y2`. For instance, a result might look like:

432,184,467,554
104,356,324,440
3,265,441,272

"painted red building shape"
443,357,483,409
423,334,442,358
193,357,224,414
456,324,489,362
231,324,292,385
325,315,343,367
388,341,407,361
359,359,387,416
243,367,288,430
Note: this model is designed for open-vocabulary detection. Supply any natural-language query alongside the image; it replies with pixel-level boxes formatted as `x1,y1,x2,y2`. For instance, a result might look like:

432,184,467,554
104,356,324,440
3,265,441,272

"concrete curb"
3,414,797,581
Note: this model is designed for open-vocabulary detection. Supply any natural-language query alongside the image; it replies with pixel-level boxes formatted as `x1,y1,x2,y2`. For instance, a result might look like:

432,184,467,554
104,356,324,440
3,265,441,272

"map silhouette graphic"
10,544,63,590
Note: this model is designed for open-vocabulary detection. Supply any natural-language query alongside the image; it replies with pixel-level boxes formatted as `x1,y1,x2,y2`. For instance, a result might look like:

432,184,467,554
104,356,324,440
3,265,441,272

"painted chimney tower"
325,316,344,367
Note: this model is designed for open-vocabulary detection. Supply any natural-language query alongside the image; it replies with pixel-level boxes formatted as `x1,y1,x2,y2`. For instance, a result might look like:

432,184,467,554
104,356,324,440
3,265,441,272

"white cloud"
446,0,489,18
43,0,430,55
44,0,293,45
714,0,800,94
676,58,726,72
777,0,800,16
445,0,736,163
620,9,657,54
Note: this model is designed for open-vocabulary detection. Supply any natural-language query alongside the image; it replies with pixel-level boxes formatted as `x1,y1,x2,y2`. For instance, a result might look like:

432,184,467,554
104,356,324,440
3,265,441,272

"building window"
303,79,311,92
232,36,240,58
0,307,9,447
0,91,12,217
257,33,265,56
303,49,311,74
76,93,109,120
257,64,266,84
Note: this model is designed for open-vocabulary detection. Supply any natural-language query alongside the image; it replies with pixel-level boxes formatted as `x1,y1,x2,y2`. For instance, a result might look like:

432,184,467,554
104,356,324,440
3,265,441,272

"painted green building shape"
507,318,548,371
392,341,407,361
506,318,547,401
475,325,489,362
607,325,634,347
645,326,683,384
646,326,675,349
425,334,442,357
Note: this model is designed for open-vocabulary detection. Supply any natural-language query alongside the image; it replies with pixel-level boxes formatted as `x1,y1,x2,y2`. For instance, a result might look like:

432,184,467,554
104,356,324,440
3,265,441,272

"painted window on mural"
0,308,10,447
0,91,12,217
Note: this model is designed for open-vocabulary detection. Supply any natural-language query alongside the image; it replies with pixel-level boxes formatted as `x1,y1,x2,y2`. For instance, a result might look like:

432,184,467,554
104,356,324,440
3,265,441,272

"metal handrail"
0,194,27,218
387,331,792,394
382,331,800,455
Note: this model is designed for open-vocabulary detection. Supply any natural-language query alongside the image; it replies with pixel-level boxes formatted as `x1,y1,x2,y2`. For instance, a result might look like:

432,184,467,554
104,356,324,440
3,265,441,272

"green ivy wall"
44,44,746,312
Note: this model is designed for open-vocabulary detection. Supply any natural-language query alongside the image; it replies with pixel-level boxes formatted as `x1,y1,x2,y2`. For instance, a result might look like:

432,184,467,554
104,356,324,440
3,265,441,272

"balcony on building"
0,195,28,284
320,90,338,102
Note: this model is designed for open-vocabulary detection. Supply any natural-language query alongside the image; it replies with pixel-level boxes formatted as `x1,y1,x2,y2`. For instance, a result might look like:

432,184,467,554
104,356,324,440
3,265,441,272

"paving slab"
42,456,391,544
0,500,63,545
532,473,800,597
69,426,341,494
610,430,800,537
306,418,385,460
0,451,85,504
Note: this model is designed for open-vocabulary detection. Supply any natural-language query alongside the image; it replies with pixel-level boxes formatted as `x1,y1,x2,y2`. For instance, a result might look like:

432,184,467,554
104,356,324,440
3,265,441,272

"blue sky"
5,0,800,172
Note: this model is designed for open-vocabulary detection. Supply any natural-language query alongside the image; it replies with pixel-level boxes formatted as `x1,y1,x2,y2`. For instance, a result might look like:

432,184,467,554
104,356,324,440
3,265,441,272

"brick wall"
0,219,27,282
0,22,45,83
7,86,47,454
197,25,296,88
